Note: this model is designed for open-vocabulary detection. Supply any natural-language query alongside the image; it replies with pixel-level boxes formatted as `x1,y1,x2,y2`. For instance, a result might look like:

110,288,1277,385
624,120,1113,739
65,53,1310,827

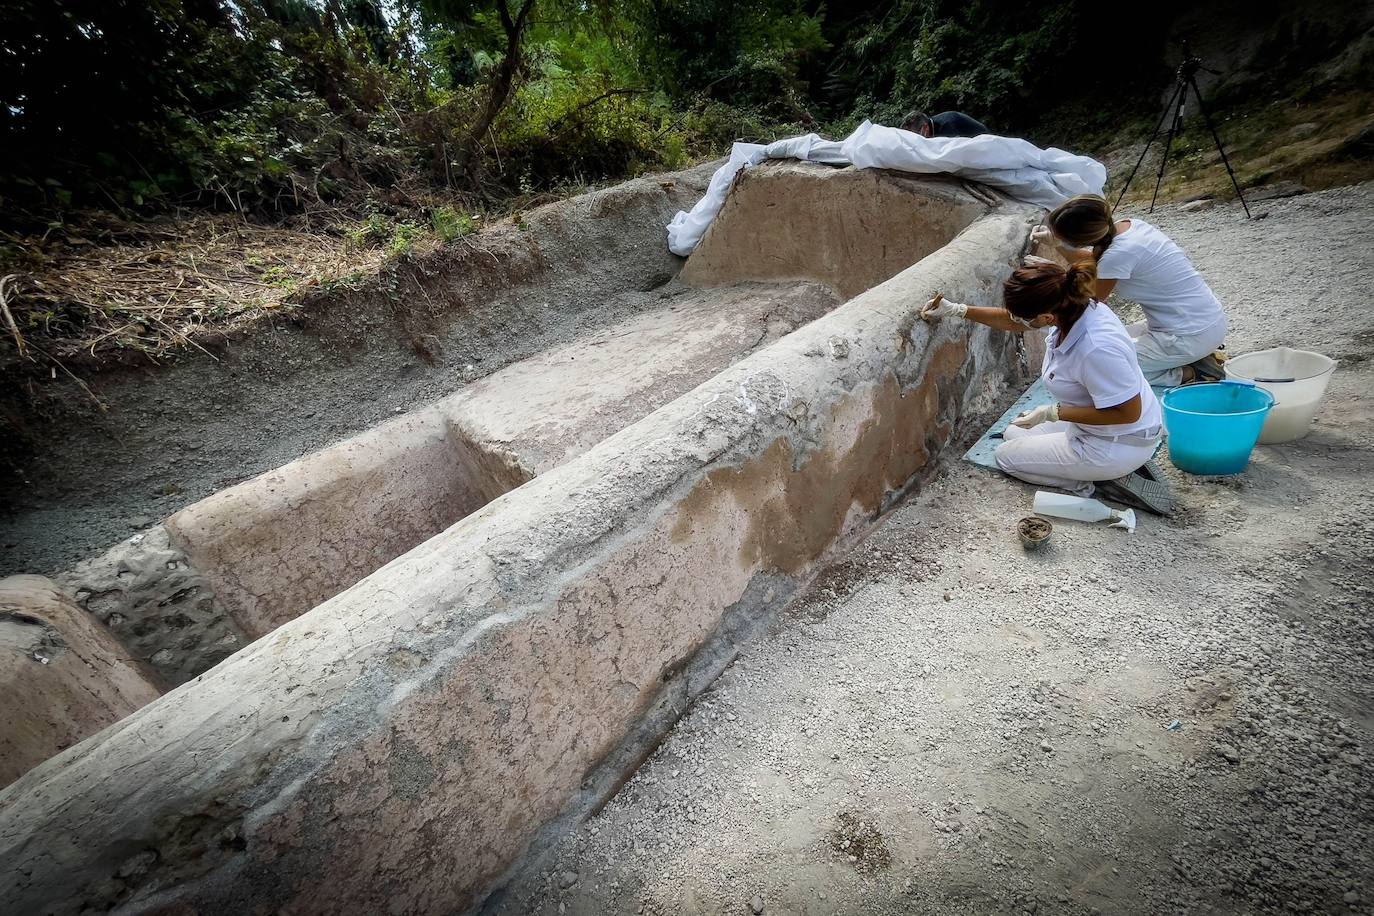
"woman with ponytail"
1032,194,1228,387
921,260,1167,508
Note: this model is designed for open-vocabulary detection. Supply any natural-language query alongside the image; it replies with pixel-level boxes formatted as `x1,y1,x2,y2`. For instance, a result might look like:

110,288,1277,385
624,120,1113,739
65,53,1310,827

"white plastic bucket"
1224,346,1337,443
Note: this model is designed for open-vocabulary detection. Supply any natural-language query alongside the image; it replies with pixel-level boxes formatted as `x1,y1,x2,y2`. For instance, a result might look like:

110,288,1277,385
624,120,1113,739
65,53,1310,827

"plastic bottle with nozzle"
1032,491,1136,534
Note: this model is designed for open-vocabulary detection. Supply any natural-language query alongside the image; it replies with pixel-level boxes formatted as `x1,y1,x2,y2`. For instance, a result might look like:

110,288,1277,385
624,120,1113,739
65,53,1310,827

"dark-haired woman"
922,261,1163,500
1032,194,1226,387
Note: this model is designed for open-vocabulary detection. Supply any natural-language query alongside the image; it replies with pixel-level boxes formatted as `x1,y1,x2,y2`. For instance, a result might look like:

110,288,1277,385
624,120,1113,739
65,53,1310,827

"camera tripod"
1114,43,1251,218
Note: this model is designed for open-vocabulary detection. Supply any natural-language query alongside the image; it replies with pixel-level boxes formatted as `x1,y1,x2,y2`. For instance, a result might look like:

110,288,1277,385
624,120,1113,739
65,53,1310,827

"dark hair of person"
1003,260,1097,338
900,111,932,134
1047,194,1118,259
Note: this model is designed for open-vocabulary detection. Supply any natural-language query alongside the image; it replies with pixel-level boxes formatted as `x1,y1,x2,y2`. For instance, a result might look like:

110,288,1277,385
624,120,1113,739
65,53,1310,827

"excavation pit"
0,160,1041,915
81,280,840,679
39,164,996,688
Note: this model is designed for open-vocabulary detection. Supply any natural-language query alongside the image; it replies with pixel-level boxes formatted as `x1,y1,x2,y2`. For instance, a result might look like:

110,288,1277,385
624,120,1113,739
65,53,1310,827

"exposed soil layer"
493,183,1374,916
1,163,717,575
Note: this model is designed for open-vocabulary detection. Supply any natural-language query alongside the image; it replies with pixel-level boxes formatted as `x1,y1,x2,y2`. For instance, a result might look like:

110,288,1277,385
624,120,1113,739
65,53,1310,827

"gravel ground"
493,183,1374,916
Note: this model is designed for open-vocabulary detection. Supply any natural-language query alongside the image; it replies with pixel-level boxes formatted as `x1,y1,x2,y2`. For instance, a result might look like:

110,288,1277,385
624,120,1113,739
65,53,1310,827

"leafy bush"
11,0,1347,233
348,214,394,248
809,0,1181,135
431,206,477,240
0,1,455,223
1,0,847,227
385,222,424,259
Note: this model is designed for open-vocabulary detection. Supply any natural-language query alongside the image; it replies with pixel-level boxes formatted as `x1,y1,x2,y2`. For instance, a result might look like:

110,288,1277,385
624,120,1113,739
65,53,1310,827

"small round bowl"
1018,516,1052,550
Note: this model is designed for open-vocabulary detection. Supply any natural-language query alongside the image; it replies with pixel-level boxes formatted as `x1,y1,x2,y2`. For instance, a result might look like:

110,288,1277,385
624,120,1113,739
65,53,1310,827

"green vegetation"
431,206,476,241
0,0,821,226
1,1,1369,367
6,0,1369,228
0,0,1179,228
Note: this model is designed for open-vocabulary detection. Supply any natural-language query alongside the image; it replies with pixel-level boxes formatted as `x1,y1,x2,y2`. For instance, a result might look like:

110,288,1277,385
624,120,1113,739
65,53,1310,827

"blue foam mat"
964,379,1169,471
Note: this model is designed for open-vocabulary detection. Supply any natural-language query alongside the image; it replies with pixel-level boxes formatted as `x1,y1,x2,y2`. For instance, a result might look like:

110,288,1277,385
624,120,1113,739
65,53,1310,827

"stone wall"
680,162,993,298
0,576,161,788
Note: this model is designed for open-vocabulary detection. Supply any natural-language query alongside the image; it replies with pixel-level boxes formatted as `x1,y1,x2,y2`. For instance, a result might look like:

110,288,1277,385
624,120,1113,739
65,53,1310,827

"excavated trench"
26,161,992,690
63,280,844,685
0,160,1039,916
1,164,722,577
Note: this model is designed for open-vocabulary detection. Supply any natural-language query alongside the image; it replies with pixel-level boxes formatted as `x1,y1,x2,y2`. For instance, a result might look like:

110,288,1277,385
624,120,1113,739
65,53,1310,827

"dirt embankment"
0,163,717,575
1056,0,1374,206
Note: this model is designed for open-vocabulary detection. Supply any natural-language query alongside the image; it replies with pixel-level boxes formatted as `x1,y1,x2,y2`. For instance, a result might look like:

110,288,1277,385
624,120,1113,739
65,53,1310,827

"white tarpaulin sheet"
666,120,1107,256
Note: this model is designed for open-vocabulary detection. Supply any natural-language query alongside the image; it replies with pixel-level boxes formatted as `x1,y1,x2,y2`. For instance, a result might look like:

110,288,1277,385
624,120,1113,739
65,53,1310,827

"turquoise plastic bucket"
1162,381,1275,475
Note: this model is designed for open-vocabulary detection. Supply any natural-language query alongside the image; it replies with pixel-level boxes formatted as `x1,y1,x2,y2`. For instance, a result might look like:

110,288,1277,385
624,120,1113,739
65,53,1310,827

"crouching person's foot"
1185,351,1227,383
1094,469,1175,516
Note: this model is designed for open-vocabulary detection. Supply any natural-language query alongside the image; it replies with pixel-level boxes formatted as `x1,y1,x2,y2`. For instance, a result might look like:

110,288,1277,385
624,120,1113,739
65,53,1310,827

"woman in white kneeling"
922,260,1162,498
1033,194,1227,387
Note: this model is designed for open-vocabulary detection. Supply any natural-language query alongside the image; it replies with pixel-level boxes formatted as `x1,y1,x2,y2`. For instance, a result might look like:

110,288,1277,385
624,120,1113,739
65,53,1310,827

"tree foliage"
809,0,1181,137
628,0,828,116
0,0,1198,225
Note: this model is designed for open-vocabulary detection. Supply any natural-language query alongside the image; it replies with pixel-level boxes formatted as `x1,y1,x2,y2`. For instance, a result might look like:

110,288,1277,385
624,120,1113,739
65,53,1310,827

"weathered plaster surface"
442,281,839,476
680,162,993,299
165,405,520,640
0,576,161,788
0,201,1038,915
57,281,838,683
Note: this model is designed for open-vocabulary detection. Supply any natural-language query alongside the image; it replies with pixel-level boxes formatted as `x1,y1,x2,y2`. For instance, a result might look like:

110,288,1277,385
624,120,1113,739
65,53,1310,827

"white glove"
1022,254,1057,267
1031,225,1075,252
921,294,968,322
1011,403,1060,428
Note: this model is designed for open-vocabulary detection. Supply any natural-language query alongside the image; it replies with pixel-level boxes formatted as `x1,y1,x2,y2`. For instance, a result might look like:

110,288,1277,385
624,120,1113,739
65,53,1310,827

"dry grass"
0,211,403,370
0,173,601,379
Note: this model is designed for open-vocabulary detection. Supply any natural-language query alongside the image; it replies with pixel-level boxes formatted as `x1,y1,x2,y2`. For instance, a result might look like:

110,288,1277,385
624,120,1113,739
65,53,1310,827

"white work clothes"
1097,219,1227,338
1128,316,1228,387
995,302,1162,495
1041,302,1162,437
995,422,1157,497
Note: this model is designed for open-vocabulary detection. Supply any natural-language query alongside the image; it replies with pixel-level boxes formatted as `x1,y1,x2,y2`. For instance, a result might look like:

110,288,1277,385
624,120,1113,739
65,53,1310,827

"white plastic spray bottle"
1032,491,1136,534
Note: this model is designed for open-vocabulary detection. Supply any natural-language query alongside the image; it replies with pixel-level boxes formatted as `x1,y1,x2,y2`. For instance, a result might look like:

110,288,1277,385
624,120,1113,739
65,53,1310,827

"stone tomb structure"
0,162,1040,914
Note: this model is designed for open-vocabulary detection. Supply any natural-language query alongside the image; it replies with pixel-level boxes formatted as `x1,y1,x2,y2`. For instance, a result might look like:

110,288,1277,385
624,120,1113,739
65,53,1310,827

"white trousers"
994,421,1158,497
1129,316,1227,387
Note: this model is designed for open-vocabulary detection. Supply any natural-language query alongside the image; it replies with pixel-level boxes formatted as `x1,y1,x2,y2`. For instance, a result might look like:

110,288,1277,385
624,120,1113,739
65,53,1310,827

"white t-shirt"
1097,219,1226,336
1042,301,1162,438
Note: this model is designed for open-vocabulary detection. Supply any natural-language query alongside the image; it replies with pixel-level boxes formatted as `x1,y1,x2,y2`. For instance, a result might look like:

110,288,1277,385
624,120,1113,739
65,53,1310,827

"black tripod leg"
1149,90,1186,213
1115,79,1184,212
1187,74,1252,218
